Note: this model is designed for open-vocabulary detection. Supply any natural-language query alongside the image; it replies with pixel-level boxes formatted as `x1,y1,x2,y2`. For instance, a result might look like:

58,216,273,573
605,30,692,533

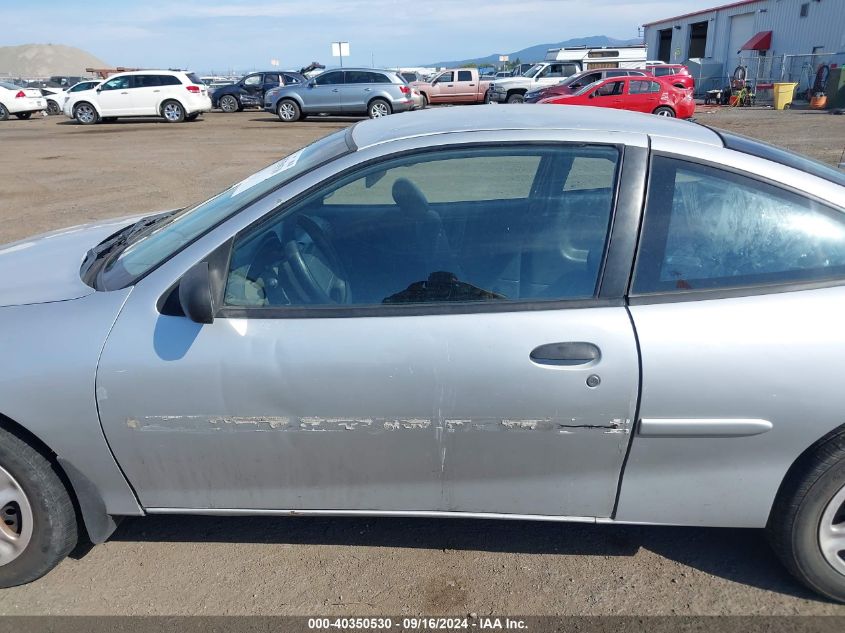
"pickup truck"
487,61,580,104
412,68,491,106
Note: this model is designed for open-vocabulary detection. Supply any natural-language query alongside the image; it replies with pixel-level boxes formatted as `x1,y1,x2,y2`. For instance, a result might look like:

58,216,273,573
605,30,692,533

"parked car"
640,63,695,90
264,68,413,121
399,71,422,84
539,76,695,119
0,81,45,120
43,80,101,115
64,70,212,125
488,61,581,103
211,71,305,113
524,69,650,103
411,68,491,106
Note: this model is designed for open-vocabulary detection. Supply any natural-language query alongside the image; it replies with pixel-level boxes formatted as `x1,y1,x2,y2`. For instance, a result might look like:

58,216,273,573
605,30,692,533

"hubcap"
657,109,673,117
278,103,296,121
819,483,845,575
163,103,182,121
371,102,389,117
0,464,33,566
221,96,237,112
76,105,95,123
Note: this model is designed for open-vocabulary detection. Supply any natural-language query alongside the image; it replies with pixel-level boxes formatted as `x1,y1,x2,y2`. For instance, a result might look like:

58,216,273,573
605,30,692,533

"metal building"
642,0,845,95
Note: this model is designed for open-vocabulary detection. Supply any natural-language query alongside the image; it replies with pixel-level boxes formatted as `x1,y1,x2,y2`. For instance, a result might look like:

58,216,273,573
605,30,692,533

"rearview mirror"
179,262,215,324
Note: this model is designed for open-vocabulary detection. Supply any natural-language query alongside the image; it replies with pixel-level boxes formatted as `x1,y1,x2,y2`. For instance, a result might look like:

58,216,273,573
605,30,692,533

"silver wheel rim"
221,96,237,112
278,102,296,121
370,102,389,117
819,483,845,575
163,103,182,121
76,104,95,123
657,109,673,117
0,464,33,566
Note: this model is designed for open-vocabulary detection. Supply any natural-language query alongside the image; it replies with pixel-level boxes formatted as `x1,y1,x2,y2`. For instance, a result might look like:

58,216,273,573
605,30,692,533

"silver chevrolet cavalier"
1,106,845,600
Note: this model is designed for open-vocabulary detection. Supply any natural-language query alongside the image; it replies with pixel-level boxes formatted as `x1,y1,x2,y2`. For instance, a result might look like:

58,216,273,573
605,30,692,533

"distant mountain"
0,44,108,78
425,36,643,68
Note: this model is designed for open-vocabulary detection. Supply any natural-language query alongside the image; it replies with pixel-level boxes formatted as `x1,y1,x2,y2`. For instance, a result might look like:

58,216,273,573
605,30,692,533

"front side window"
437,72,454,83
224,145,619,309
101,76,132,91
633,157,845,294
313,71,343,86
594,80,624,97
242,75,261,87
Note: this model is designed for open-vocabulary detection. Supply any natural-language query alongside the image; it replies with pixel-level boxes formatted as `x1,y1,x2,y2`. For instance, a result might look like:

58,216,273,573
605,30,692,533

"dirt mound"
0,43,108,78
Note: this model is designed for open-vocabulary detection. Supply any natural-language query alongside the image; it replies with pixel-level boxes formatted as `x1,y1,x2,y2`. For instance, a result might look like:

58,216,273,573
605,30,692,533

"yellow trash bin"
773,82,798,110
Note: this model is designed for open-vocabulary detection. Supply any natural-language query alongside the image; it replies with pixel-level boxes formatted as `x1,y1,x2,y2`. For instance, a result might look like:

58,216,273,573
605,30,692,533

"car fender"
69,97,102,116
277,91,306,111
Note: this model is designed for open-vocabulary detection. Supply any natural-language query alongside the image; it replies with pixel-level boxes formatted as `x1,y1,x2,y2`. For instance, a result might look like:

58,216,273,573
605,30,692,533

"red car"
640,64,695,90
538,75,695,119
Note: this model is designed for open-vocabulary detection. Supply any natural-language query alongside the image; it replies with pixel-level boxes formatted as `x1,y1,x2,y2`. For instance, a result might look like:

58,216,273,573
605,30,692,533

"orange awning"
740,31,772,51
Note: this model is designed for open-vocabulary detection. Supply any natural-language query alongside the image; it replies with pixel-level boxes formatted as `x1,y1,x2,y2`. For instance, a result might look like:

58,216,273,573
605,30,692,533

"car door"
589,79,626,109
96,75,136,115
96,132,646,517
622,79,656,113
305,70,343,112
617,141,845,526
339,70,370,113
431,71,455,102
130,74,163,115
262,73,281,99
453,70,476,102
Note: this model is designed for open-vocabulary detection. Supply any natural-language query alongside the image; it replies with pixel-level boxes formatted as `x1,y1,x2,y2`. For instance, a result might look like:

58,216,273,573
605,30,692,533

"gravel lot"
1,106,845,616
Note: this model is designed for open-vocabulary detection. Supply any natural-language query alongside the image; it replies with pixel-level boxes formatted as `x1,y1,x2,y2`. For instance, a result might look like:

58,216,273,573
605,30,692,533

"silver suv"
264,68,414,122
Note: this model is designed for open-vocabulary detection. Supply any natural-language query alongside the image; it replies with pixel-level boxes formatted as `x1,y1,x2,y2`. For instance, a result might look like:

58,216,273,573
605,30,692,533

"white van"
64,70,212,124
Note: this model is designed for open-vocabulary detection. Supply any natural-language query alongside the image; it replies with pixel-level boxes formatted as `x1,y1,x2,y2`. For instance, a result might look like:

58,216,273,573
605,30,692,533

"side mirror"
96,87,102,93
179,262,215,324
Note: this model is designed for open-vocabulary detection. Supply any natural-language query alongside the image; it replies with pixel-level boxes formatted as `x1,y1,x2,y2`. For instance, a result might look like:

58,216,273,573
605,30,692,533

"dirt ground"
0,106,845,616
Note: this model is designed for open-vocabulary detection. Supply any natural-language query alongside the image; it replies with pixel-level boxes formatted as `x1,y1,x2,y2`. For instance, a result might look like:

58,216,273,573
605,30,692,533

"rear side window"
186,72,204,85
629,80,661,94
653,67,673,76
158,75,182,86
633,157,845,294
457,70,472,82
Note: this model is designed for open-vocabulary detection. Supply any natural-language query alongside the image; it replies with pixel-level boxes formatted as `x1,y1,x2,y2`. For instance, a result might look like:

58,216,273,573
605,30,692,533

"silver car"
264,68,414,122
2,106,845,600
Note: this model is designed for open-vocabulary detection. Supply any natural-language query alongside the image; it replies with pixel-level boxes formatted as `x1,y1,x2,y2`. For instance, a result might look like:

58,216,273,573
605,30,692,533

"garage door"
727,12,755,70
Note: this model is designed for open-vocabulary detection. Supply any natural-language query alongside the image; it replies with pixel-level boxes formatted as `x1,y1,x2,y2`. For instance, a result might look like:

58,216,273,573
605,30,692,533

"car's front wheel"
219,95,239,113
368,98,391,118
73,102,98,125
0,425,78,587
506,93,524,104
653,106,676,117
768,428,845,602
277,99,301,122
161,100,186,123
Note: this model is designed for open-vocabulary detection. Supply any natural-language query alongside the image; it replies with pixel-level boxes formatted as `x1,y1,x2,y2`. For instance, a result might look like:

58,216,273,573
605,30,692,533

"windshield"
97,129,354,290
522,64,544,78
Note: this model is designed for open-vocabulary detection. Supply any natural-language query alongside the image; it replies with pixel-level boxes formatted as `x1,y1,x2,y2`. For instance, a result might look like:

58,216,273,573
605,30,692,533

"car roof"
351,105,723,149
109,70,190,76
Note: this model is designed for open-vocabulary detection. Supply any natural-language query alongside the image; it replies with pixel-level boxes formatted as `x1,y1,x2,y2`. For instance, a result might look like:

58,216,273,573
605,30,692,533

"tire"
101,117,117,123
219,95,239,113
15,112,32,120
506,93,524,104
73,102,98,125
421,94,429,109
0,425,77,587
276,99,300,122
161,100,186,123
0,103,8,121
46,100,60,115
185,113,200,121
368,98,391,118
768,429,845,602
653,106,676,117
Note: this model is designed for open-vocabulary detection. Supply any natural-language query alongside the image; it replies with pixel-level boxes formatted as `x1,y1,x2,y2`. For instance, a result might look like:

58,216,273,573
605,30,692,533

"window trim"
628,151,845,305
211,141,633,320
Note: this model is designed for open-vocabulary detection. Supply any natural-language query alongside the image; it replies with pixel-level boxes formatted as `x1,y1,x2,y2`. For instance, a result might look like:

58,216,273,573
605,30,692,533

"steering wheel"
281,214,350,304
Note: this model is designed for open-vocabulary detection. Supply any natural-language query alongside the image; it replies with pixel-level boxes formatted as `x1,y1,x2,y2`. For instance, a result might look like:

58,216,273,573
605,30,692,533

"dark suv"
523,69,649,103
212,71,306,112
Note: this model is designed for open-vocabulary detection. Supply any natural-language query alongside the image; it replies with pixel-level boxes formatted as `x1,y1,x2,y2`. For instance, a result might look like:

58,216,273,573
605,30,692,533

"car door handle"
120,91,128,94
469,83,475,86
332,88,340,92
364,88,372,92
530,342,601,366
447,84,454,87
153,90,160,93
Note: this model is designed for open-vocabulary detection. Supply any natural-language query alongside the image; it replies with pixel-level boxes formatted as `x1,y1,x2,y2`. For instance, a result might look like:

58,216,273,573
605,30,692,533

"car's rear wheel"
14,113,32,120
506,93,524,104
46,100,61,115
161,100,186,123
768,429,845,602
368,99,391,118
653,106,676,117
277,99,300,122
0,104,8,121
219,95,239,113
0,425,78,588
421,94,429,108
73,102,98,125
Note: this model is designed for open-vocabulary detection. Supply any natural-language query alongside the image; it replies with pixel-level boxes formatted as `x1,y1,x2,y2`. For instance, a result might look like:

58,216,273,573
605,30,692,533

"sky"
5,0,716,71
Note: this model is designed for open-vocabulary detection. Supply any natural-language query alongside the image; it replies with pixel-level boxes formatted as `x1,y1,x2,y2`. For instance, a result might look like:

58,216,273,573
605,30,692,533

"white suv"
64,70,212,124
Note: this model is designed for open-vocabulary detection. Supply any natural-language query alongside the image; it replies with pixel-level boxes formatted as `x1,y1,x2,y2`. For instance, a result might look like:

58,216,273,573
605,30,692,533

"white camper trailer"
544,45,648,70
